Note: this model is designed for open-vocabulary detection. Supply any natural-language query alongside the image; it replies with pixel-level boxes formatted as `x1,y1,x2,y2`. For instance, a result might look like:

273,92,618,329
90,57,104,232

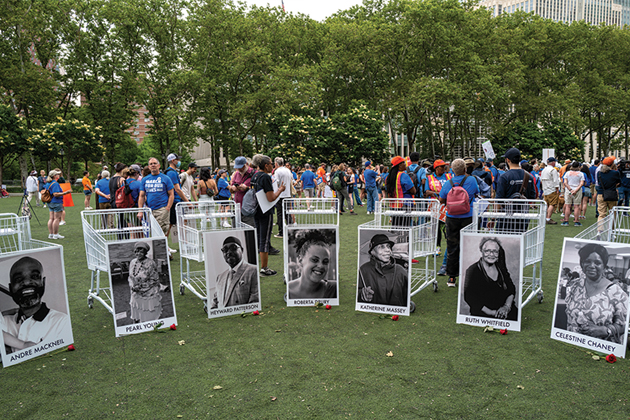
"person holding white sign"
251,154,285,277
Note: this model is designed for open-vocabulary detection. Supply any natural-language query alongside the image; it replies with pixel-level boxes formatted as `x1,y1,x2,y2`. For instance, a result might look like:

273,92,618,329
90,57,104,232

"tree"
0,104,29,184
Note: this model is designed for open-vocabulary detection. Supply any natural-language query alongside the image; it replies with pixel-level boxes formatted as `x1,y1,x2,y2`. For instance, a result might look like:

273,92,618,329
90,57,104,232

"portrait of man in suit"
210,236,259,309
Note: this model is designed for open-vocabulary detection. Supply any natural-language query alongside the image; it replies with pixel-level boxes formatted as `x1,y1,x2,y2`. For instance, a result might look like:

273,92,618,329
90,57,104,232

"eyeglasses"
482,249,500,255
221,245,240,253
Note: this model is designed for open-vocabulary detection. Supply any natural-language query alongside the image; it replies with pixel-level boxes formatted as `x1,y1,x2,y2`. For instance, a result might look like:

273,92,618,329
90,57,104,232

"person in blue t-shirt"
138,157,174,236
95,171,112,208
44,169,71,240
164,154,190,237
300,164,316,198
439,159,479,287
364,161,379,214
127,165,142,206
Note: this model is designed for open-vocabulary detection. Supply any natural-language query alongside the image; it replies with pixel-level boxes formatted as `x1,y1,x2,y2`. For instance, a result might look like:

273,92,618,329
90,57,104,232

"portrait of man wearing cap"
1,253,71,356
211,236,259,310
358,233,408,307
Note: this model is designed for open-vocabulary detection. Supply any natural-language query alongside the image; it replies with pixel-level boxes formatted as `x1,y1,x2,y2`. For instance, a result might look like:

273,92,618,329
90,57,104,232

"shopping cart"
358,198,440,313
282,198,339,305
575,206,630,243
176,200,253,313
81,208,164,313
462,199,547,307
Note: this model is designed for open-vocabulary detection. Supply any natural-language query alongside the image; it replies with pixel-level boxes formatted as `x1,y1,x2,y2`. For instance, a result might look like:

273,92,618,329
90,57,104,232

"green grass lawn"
0,195,627,419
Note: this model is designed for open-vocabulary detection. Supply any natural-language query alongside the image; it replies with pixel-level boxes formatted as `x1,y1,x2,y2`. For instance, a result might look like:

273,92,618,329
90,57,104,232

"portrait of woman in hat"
128,241,162,323
358,232,408,306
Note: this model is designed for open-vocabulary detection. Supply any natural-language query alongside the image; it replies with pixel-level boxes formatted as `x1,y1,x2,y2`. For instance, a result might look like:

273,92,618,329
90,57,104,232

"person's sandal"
447,277,457,287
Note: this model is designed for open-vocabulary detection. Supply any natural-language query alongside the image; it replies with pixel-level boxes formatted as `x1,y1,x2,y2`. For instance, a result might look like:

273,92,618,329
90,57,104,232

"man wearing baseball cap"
164,153,190,246
229,156,255,225
496,148,537,232
540,157,560,224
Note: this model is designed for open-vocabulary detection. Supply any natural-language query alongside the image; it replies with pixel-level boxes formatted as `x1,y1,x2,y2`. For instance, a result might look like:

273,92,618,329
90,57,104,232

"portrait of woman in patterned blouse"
127,242,162,323
565,243,628,344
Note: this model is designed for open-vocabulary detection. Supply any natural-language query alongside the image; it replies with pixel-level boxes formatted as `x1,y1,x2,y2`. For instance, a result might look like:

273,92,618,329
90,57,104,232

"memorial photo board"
0,247,74,367
203,229,261,319
356,228,411,316
106,238,177,337
285,227,339,307
551,238,630,358
457,233,523,332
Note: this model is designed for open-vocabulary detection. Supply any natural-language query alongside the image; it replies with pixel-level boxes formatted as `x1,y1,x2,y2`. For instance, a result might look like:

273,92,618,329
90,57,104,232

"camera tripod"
17,189,41,226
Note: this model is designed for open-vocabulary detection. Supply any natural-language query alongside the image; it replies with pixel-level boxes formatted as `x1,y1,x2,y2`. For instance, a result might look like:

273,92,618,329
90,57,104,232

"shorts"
544,191,559,208
48,202,63,213
583,189,592,199
317,183,326,193
564,189,582,205
83,190,92,196
590,184,596,196
303,188,315,198
153,206,170,235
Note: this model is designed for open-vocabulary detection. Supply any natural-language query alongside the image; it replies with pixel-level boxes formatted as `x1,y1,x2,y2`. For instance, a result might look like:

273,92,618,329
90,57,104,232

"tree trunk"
19,154,28,189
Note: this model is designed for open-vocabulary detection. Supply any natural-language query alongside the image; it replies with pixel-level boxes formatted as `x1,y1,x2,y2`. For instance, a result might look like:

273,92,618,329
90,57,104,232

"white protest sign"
481,141,495,160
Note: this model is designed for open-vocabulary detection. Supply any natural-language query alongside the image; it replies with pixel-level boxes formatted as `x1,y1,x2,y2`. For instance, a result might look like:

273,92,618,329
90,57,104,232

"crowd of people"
23,147,628,284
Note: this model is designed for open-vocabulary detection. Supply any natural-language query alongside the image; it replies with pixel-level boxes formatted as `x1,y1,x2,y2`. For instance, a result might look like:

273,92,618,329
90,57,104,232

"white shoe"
168,247,177,254
43,204,47,208
59,221,66,226
53,234,64,239
48,234,54,239
222,221,232,228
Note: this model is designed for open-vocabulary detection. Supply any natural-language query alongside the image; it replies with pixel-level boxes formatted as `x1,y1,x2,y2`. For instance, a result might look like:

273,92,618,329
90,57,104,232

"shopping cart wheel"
537,291,544,304
179,283,185,295
203,303,208,314
87,296,93,309
432,281,438,292
410,301,416,313
283,276,287,285
283,293,288,302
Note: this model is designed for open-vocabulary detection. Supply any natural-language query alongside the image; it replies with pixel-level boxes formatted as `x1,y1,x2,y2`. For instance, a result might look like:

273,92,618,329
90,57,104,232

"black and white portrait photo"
0,247,74,367
286,228,338,306
106,238,177,337
551,239,630,358
356,229,410,315
203,229,261,318
457,233,523,331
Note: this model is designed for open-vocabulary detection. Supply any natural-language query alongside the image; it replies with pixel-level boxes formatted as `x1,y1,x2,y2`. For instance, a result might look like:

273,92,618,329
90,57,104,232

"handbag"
602,188,618,202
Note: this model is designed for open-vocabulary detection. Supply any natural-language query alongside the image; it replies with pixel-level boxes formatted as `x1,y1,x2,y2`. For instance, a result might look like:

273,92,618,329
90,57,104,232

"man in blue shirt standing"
439,159,479,288
300,164,316,198
364,161,379,214
137,157,175,236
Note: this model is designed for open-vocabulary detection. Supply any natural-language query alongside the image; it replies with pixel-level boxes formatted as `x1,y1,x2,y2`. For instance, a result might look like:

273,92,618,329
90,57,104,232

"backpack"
41,182,54,203
406,166,422,198
115,179,135,208
241,172,261,217
331,171,342,191
509,171,530,200
446,175,471,216
474,175,491,198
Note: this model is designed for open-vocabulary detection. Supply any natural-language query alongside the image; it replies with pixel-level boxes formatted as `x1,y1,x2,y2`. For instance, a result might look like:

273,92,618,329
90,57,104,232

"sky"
242,0,364,21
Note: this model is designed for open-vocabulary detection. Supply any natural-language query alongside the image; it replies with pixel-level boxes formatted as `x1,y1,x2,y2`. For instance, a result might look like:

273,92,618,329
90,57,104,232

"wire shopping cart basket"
81,208,165,313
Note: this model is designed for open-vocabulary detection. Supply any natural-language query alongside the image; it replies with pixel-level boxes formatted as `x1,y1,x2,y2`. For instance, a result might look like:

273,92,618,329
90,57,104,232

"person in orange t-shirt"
82,171,93,210
316,163,327,198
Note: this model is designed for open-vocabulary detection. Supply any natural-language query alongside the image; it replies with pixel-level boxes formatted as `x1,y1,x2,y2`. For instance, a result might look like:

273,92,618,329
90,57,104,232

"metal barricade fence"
81,208,164,313
462,199,547,307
